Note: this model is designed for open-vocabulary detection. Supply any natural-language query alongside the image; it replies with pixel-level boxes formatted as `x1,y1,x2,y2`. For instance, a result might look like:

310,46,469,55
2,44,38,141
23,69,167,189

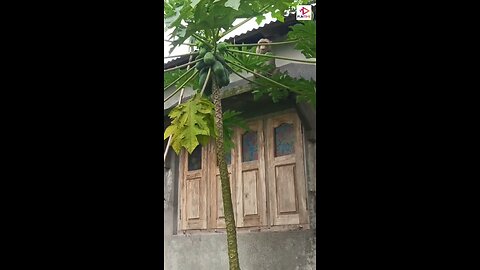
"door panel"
180,146,208,230
266,112,308,226
235,120,267,227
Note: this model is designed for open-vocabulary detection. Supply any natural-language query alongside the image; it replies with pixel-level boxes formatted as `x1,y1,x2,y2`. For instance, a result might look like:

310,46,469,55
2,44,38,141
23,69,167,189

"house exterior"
164,9,316,270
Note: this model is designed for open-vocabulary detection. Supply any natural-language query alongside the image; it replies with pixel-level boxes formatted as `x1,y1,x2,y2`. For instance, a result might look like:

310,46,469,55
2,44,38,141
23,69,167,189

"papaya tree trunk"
212,79,241,270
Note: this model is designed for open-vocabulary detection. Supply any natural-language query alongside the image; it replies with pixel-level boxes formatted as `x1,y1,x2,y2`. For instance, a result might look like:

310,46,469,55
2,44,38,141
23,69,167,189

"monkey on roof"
254,38,277,77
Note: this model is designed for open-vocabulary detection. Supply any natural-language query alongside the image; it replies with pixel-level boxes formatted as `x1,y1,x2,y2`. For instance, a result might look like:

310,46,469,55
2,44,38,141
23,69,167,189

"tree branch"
225,40,299,47
164,59,202,72
164,66,195,91
225,59,302,95
229,68,267,88
192,33,212,49
164,69,199,102
226,48,316,64
164,39,196,46
164,52,198,59
200,68,212,96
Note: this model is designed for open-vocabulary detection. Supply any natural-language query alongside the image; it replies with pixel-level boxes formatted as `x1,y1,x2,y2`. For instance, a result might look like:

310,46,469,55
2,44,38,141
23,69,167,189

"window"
178,110,308,231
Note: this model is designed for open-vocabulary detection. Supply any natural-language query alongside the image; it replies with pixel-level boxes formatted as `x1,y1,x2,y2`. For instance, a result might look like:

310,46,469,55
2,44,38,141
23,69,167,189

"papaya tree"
164,1,316,269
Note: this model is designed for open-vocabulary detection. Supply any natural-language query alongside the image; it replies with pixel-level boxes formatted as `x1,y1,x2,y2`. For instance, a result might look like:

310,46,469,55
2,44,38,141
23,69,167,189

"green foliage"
164,0,309,53
287,20,316,59
223,44,316,106
165,0,237,53
164,0,317,146
224,0,241,10
164,94,216,154
251,71,316,107
164,67,198,90
222,110,248,153
163,96,249,155
164,68,185,89
164,2,193,53
224,47,273,74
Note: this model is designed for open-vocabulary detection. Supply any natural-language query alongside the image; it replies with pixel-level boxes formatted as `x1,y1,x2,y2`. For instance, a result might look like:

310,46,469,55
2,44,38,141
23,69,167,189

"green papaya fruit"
214,53,233,73
212,60,224,77
198,68,208,89
203,52,215,66
212,61,227,87
198,47,208,58
195,59,205,71
222,66,230,86
217,42,227,53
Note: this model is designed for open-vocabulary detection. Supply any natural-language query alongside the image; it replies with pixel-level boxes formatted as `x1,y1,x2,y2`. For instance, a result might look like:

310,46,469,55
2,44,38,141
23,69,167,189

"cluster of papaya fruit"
195,42,231,93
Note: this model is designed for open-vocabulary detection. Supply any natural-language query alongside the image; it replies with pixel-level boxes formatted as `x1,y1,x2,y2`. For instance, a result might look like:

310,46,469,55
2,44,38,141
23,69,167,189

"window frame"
177,109,310,234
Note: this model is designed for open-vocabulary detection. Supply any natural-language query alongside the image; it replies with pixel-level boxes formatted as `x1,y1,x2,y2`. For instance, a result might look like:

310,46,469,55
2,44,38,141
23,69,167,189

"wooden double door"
180,111,309,231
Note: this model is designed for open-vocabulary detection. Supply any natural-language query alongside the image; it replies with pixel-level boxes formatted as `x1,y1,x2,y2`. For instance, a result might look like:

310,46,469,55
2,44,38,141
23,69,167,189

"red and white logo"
296,5,312,20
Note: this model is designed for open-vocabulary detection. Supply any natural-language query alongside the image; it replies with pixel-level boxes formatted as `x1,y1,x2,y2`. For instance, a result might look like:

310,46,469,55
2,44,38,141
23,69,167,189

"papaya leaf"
190,0,201,8
225,0,241,10
287,20,316,59
251,71,316,107
164,94,215,154
224,46,273,74
164,0,305,50
255,14,265,24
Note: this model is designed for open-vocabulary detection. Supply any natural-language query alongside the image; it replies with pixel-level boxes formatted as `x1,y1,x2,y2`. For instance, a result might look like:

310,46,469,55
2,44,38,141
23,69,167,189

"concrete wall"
165,229,316,270
164,130,316,270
